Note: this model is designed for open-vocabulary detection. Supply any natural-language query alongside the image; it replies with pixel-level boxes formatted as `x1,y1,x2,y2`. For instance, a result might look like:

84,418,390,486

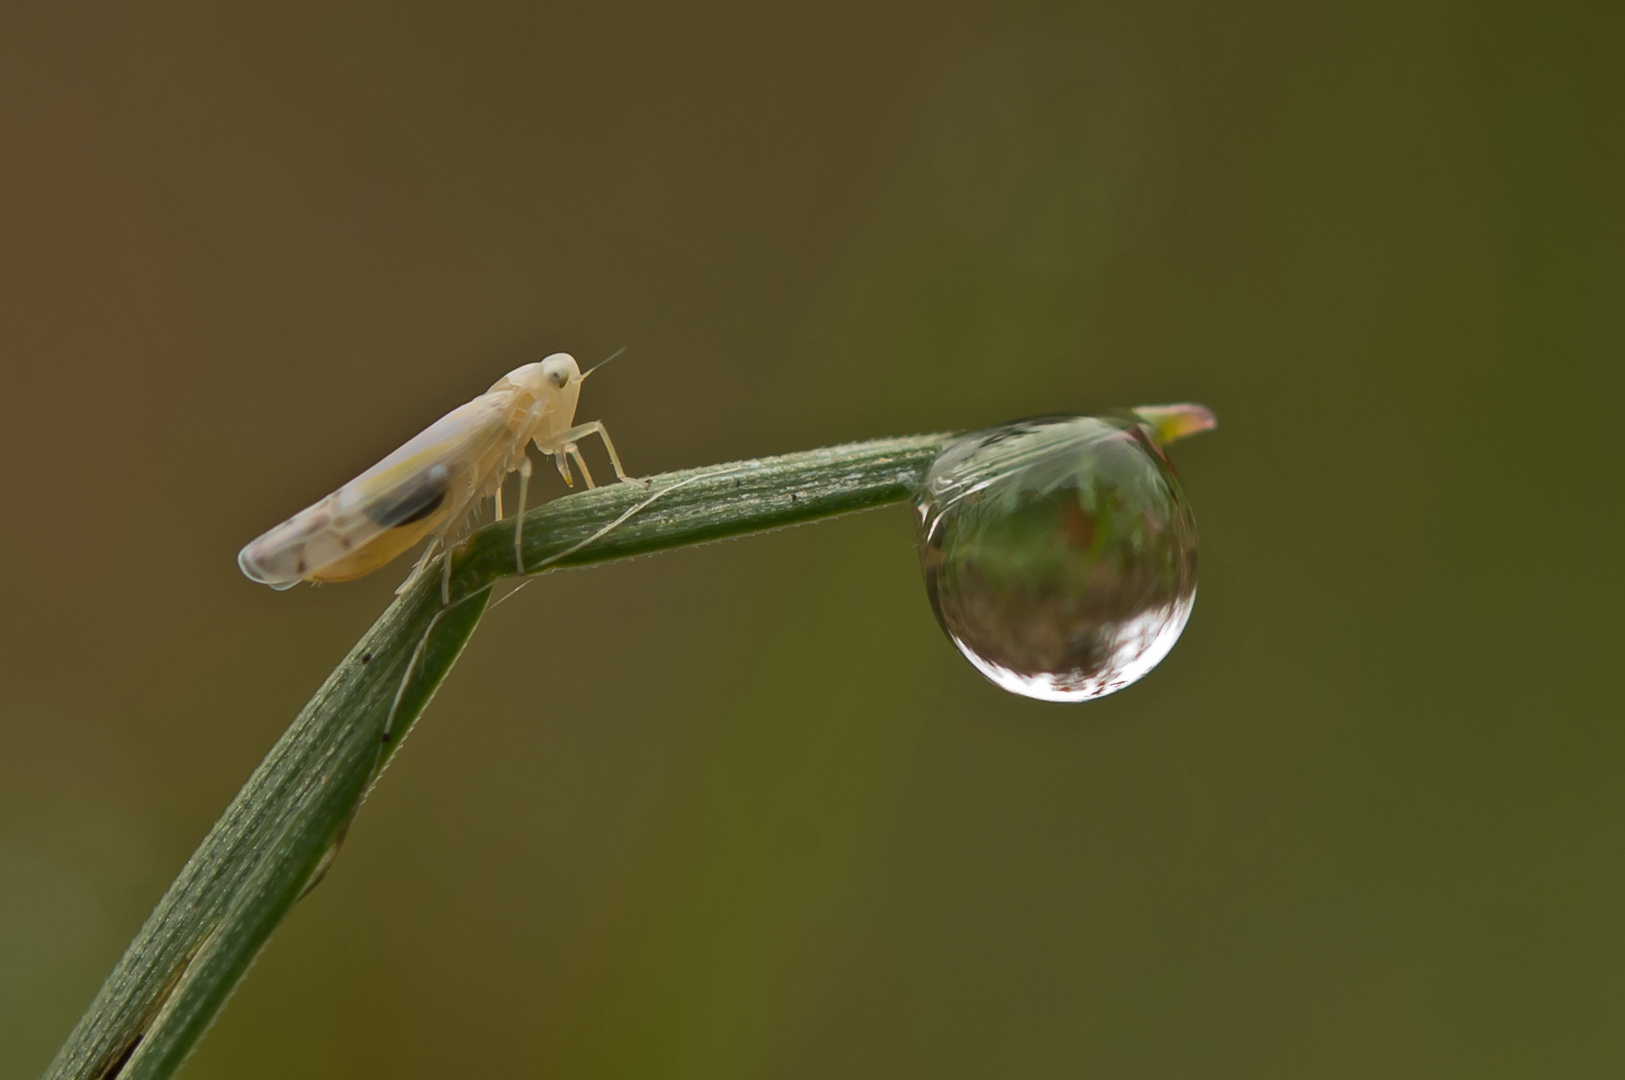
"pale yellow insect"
238,352,637,594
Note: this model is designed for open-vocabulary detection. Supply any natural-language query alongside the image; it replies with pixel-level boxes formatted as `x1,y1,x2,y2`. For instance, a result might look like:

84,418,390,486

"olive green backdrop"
1,1,1620,1077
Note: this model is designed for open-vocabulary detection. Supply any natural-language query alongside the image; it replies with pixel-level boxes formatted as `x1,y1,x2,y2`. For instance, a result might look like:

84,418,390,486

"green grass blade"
45,433,949,1080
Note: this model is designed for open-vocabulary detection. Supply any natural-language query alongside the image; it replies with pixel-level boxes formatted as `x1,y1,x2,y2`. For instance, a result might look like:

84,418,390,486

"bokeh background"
2,1,1621,1076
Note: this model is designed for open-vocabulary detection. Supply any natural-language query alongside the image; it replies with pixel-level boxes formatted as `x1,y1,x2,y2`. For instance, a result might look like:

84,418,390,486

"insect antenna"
579,346,627,381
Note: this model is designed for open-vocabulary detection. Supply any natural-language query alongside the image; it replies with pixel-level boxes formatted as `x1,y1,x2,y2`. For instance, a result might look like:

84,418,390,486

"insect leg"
434,506,483,606
554,452,574,487
566,443,597,489
396,536,442,596
382,483,692,744
381,605,445,743
545,421,645,487
378,586,486,743
513,455,532,575
493,483,504,523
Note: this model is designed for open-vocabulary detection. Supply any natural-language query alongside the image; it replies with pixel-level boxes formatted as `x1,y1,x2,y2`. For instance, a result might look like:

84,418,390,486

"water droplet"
915,407,1213,702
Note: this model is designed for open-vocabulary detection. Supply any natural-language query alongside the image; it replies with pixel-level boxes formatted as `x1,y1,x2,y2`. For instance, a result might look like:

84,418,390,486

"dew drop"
915,406,1214,702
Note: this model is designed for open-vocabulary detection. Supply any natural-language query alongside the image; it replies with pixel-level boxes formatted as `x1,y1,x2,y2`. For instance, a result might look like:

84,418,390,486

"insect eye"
551,371,569,388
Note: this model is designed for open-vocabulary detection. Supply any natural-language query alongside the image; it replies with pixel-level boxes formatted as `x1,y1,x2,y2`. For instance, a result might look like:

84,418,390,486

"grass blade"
46,433,948,1080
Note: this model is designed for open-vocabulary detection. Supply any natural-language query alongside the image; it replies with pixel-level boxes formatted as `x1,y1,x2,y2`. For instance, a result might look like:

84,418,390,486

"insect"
238,352,639,596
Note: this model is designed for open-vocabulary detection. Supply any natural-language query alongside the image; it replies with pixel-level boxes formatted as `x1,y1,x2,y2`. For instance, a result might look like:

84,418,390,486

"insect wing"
238,393,514,587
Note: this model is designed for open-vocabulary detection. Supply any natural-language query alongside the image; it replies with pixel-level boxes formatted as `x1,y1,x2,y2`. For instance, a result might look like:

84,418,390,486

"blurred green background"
2,1,1621,1076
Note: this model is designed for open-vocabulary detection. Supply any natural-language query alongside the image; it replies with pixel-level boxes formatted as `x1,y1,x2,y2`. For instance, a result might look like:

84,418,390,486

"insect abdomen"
366,464,451,529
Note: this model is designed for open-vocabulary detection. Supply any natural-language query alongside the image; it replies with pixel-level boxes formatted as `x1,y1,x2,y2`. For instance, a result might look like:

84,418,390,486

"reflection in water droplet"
915,409,1212,702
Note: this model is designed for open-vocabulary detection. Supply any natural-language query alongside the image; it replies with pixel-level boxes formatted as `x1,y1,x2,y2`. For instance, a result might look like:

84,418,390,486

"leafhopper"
238,352,636,594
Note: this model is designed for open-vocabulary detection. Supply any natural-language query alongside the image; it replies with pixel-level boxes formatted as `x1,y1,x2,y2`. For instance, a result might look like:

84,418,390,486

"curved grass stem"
45,433,949,1080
